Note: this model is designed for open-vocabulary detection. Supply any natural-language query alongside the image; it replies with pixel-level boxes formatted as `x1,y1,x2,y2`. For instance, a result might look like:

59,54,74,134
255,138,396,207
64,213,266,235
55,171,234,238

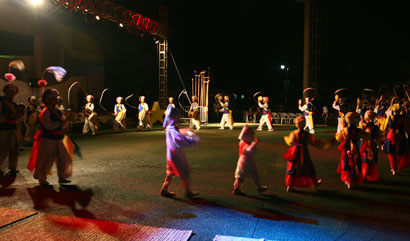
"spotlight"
280,65,285,70
95,15,100,21
155,40,160,44
119,23,124,28
29,0,44,6
84,9,88,13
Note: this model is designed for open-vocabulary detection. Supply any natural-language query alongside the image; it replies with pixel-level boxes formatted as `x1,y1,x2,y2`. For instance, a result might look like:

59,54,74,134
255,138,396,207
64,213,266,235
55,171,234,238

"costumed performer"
83,95,97,135
138,96,151,130
164,97,175,117
28,89,73,185
113,96,126,131
257,96,273,131
283,116,332,192
189,96,201,130
24,96,40,142
298,97,315,134
219,95,233,130
160,107,200,198
233,125,268,195
333,94,347,134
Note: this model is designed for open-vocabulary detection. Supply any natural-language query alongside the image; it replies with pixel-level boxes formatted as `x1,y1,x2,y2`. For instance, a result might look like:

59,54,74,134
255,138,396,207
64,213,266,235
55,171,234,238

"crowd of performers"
1,77,410,197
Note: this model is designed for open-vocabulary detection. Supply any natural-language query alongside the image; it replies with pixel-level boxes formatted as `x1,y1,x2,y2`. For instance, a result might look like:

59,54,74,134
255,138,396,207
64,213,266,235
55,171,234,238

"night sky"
107,0,410,110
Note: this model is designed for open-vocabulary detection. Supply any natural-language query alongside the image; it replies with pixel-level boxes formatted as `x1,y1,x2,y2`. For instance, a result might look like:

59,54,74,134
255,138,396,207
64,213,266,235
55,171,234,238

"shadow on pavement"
27,184,95,219
0,174,16,197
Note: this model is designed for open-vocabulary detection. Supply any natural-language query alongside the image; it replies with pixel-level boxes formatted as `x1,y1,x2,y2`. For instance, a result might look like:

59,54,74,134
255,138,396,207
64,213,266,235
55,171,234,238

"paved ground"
1,123,410,240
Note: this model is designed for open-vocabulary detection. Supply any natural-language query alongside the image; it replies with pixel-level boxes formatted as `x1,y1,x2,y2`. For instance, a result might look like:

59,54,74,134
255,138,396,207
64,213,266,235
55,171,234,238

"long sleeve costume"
138,102,151,129
333,101,346,133
299,102,315,134
219,101,233,130
113,103,126,130
28,107,72,182
189,101,200,130
257,102,273,131
336,126,369,185
359,121,385,181
83,102,97,134
283,130,330,187
382,114,410,172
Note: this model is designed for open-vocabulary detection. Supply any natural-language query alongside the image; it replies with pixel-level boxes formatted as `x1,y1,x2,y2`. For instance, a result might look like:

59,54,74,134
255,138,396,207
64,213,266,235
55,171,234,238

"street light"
280,65,290,106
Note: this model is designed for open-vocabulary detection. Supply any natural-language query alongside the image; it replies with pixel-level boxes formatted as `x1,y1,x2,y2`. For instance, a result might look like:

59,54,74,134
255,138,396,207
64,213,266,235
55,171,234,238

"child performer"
219,95,233,130
24,96,40,142
160,107,200,198
113,97,126,131
360,110,384,181
28,89,72,185
83,95,97,135
333,94,346,134
335,112,369,189
0,83,20,176
298,97,315,134
138,96,151,130
189,96,201,130
283,117,331,192
257,96,273,131
233,125,268,195
382,103,410,175
164,97,175,117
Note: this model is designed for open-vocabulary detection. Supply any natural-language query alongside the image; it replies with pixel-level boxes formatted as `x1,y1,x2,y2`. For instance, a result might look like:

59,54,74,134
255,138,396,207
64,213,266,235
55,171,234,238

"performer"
24,96,40,142
138,96,151,130
83,95,97,135
333,94,347,134
28,89,72,185
356,98,370,121
322,106,329,126
359,110,385,182
189,96,201,130
284,116,332,192
233,125,268,195
382,103,410,175
219,95,233,130
374,95,387,127
257,96,273,131
0,83,21,176
160,107,200,198
298,97,315,134
113,97,126,131
335,112,369,189
164,97,175,117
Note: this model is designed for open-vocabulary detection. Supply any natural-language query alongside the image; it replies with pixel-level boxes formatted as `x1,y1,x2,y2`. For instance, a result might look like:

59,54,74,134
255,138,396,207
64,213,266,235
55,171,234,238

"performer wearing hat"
83,95,97,135
382,103,410,175
164,97,175,117
189,96,201,130
138,96,151,130
257,96,273,131
0,82,21,176
359,110,385,182
233,125,268,195
113,97,126,131
28,89,73,185
335,112,369,189
160,107,200,198
219,95,233,130
333,94,347,134
24,96,41,142
298,97,315,134
374,95,387,127
284,116,332,192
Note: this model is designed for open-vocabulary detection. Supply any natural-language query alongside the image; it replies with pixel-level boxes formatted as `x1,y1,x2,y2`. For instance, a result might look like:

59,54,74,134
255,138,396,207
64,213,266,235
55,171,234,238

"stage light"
95,15,100,21
280,65,285,70
119,23,124,28
84,9,88,13
155,39,160,44
29,0,44,6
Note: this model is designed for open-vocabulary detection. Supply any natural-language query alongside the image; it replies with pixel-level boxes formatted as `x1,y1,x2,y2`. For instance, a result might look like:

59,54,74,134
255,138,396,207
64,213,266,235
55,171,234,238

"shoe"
314,179,322,188
160,189,176,197
392,170,396,176
185,191,199,198
229,127,233,130
92,132,96,135
346,182,351,189
197,127,201,130
286,186,293,192
257,129,262,131
233,189,246,196
39,179,50,186
219,128,224,130
58,178,71,184
268,129,273,132
256,185,268,193
7,170,19,177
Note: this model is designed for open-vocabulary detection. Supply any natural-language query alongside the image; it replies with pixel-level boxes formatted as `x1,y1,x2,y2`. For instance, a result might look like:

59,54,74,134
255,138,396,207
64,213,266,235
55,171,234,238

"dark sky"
58,0,410,109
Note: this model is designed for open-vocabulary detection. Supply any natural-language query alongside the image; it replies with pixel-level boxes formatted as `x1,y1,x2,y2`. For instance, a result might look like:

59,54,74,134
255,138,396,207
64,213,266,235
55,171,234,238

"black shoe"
58,178,71,184
233,189,246,196
7,170,19,177
160,189,176,197
256,185,269,193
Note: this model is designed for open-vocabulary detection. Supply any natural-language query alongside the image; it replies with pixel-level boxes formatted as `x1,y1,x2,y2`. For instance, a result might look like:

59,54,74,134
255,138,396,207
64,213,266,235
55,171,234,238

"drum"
193,110,200,120
89,112,97,122
257,96,263,102
116,111,126,122
188,111,193,118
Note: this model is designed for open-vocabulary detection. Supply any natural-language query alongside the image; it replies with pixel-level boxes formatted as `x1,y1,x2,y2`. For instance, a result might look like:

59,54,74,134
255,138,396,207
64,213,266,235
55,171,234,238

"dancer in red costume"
336,112,370,189
283,116,332,192
359,110,385,182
